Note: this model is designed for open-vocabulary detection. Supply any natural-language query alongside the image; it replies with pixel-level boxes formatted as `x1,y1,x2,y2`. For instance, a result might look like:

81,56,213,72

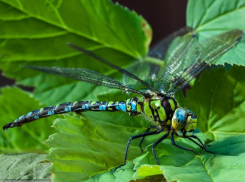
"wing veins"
25,66,146,96
156,31,197,92
67,43,159,94
167,29,244,93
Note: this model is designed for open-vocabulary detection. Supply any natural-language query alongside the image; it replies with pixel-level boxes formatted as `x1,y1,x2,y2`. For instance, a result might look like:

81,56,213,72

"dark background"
0,0,188,88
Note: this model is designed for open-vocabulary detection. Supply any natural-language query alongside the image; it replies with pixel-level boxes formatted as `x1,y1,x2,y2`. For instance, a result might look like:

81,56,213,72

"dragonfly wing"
67,43,158,93
123,61,156,91
167,29,244,94
123,27,196,92
154,28,197,93
149,27,196,60
25,66,145,96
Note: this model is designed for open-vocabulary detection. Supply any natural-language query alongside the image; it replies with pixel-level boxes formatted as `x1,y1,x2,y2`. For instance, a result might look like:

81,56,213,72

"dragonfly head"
171,108,197,137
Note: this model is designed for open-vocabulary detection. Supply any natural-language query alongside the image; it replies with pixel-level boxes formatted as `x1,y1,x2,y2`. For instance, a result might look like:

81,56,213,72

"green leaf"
45,112,150,181
84,161,165,182
0,87,56,152
187,0,245,30
134,135,245,182
85,162,142,182
187,0,245,66
176,65,245,141
0,0,151,60
0,153,51,181
0,0,152,105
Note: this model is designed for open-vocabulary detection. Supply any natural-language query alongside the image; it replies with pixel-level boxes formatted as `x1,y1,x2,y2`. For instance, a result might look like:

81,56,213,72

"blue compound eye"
176,108,188,124
172,108,188,130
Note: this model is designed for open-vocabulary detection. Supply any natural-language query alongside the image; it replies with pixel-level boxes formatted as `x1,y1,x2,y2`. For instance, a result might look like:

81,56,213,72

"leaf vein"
1,1,138,58
197,5,245,30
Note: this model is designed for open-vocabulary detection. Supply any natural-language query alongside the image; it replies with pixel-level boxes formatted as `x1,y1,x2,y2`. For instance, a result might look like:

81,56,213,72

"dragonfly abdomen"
3,98,142,130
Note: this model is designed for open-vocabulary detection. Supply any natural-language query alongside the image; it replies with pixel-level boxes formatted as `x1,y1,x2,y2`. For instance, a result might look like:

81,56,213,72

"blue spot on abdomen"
48,110,54,115
34,115,39,119
64,107,71,112
99,105,106,110
119,103,126,112
131,102,137,112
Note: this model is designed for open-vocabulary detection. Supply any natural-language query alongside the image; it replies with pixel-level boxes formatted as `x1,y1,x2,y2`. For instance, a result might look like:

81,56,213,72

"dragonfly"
3,27,243,171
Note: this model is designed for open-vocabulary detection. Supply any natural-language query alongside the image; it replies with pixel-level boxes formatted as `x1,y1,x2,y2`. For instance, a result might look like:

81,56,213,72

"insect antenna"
67,43,159,94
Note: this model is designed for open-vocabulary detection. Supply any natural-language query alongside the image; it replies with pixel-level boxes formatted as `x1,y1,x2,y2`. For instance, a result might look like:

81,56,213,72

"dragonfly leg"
170,132,200,156
114,129,161,172
139,125,158,153
187,137,204,149
152,131,169,165
190,135,216,156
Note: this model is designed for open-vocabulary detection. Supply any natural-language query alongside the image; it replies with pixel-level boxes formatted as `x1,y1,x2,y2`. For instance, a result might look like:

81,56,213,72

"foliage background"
0,0,245,182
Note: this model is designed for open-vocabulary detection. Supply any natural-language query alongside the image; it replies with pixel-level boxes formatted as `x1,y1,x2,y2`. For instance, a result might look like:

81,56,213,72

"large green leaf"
134,135,245,182
0,153,51,181
84,162,142,182
0,87,56,152
176,65,245,141
84,161,166,182
0,0,152,105
0,0,150,59
187,0,245,30
45,112,150,182
187,0,245,66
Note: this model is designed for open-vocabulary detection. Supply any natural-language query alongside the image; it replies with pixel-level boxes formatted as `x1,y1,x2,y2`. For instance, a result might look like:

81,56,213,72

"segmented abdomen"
3,97,142,130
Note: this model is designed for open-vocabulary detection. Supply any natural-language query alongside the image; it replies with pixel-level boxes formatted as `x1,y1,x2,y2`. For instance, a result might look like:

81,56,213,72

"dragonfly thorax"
142,95,178,127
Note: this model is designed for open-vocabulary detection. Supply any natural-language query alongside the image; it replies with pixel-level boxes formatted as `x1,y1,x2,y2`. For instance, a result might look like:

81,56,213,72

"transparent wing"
123,27,196,91
67,43,158,93
154,28,197,92
25,66,146,96
124,28,243,95
149,27,196,60
167,29,244,94
123,61,155,91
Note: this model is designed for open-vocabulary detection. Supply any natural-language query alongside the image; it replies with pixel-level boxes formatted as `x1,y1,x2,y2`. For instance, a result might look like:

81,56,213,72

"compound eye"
175,108,188,124
172,108,188,130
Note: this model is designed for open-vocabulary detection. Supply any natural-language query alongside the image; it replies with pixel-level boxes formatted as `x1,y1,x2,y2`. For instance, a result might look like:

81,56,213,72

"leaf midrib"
198,156,215,182
1,1,141,59
197,5,245,31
